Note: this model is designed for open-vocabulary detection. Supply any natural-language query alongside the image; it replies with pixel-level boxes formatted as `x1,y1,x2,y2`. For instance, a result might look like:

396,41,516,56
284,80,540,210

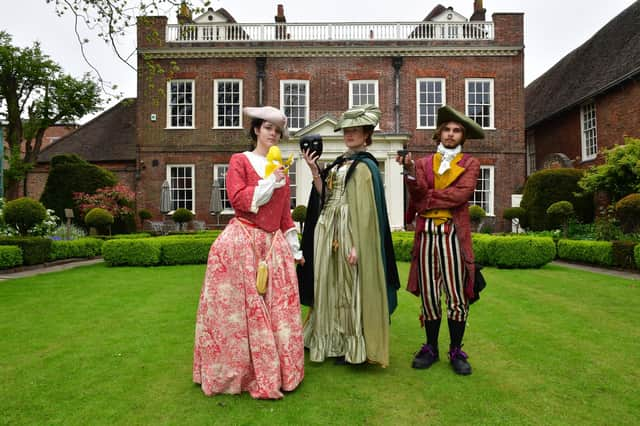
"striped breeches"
417,219,469,322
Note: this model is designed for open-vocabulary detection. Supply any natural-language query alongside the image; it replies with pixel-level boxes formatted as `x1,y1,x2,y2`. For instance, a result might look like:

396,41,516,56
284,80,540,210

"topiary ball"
3,197,47,236
138,209,152,221
615,193,640,233
85,207,114,230
469,205,486,223
172,208,194,224
292,205,307,223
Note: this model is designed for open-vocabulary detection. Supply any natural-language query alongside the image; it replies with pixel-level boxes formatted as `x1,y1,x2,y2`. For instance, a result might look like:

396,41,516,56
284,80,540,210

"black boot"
412,344,439,369
448,346,472,375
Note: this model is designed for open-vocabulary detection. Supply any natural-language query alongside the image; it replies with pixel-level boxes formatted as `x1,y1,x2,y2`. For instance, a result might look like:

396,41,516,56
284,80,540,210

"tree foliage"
0,31,101,198
578,137,640,202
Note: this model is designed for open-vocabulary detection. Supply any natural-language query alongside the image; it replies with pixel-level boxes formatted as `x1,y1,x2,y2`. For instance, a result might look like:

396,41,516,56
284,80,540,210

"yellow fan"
265,146,294,177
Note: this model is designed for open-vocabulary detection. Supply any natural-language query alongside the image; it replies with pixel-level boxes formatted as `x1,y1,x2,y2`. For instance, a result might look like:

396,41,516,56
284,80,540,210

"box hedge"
50,238,104,261
0,237,52,266
102,239,162,266
160,238,214,265
487,236,556,268
557,240,614,266
0,246,23,269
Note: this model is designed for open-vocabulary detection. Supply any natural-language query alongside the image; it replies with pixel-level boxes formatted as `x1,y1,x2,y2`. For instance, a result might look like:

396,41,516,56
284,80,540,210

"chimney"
470,0,486,21
177,1,193,25
275,4,286,23
275,4,287,39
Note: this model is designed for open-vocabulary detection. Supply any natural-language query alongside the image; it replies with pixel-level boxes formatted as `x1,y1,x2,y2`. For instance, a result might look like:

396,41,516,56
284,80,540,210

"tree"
47,0,210,94
578,137,640,202
0,32,101,198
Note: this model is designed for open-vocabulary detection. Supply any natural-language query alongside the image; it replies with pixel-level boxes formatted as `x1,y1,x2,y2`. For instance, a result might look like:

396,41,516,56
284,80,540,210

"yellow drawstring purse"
256,260,269,295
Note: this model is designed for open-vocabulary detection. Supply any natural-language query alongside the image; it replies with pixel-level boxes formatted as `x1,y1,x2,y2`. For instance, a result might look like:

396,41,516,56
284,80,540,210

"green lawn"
1,263,638,425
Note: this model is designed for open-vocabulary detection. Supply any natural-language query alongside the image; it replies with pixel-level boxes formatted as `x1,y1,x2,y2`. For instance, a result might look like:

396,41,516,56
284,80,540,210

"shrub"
292,205,307,223
160,238,214,265
487,236,556,268
635,244,640,269
557,240,613,266
469,205,486,223
471,234,492,265
74,183,136,234
50,238,104,261
3,198,47,236
172,208,193,231
391,234,414,262
0,245,23,269
0,237,52,265
85,208,114,234
546,201,575,237
40,154,117,222
138,209,152,222
594,216,624,241
102,239,162,266
521,168,593,231
110,233,152,239
615,193,640,234
172,208,193,224
611,240,637,269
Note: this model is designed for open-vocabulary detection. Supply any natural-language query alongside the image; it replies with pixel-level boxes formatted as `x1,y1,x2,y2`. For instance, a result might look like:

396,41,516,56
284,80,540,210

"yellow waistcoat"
421,153,466,225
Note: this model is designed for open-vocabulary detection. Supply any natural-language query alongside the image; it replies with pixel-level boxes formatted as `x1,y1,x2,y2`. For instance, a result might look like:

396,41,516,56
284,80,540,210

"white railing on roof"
165,21,494,43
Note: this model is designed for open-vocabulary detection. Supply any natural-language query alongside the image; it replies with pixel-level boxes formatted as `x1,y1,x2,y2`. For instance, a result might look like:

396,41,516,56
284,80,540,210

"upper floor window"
349,80,379,108
581,102,598,161
214,79,242,128
167,164,195,212
465,78,494,129
471,165,494,216
416,78,446,129
213,164,233,212
281,80,309,130
167,80,194,128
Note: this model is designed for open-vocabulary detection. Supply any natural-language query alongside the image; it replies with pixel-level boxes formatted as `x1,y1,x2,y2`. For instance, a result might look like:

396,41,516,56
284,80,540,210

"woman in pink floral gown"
193,106,304,399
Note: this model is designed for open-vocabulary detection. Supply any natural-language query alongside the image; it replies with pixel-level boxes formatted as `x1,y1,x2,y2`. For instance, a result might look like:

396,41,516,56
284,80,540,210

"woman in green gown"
300,105,399,367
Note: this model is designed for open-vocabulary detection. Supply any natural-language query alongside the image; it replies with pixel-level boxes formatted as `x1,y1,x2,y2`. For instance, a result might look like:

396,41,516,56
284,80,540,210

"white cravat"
436,143,462,175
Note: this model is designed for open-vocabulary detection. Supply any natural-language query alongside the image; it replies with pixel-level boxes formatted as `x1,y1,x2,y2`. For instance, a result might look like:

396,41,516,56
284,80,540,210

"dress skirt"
193,218,304,399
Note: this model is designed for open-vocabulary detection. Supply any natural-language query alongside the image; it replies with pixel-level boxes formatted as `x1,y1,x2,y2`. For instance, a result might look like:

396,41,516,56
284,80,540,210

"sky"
1,0,637,122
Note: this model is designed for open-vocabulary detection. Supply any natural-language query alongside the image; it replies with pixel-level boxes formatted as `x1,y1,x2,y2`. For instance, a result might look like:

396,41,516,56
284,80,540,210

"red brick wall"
528,77,640,170
137,13,525,230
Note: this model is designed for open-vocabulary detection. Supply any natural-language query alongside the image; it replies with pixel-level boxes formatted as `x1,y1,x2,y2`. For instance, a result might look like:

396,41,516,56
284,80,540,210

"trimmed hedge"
0,246,23,269
487,236,556,268
50,238,104,261
636,244,640,269
394,232,555,269
161,238,214,265
0,237,52,266
102,239,162,266
557,240,614,267
611,240,637,269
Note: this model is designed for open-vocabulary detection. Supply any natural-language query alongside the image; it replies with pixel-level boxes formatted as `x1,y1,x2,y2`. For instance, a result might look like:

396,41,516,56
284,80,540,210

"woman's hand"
296,256,305,266
302,148,321,176
347,247,357,265
272,165,285,182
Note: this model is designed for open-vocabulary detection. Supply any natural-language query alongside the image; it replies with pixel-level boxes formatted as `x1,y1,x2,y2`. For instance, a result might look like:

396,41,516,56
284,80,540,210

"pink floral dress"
193,153,304,399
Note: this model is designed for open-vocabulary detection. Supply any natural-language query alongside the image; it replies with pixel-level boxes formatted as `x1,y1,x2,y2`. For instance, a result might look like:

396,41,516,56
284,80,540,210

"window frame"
213,164,234,213
471,165,495,216
280,80,309,131
416,78,446,129
465,78,494,129
213,79,243,129
166,164,196,213
166,79,195,129
580,102,598,161
348,80,379,109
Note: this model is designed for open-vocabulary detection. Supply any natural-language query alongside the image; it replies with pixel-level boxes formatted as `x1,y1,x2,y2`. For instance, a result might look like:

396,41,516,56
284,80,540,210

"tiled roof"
37,98,136,163
525,2,640,127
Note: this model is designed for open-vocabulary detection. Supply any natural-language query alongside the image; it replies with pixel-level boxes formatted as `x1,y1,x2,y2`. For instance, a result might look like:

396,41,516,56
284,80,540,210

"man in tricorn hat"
396,105,484,375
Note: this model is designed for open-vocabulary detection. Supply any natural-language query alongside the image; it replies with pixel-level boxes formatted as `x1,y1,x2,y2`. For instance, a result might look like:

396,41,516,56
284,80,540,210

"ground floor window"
167,164,194,212
471,165,494,216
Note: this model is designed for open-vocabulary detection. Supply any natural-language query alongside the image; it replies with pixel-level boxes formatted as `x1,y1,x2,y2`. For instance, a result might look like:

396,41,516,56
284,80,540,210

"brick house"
134,0,524,231
28,99,137,200
525,2,640,174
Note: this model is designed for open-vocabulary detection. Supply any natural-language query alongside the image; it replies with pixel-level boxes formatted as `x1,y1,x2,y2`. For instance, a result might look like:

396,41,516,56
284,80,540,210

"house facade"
134,1,524,231
525,2,640,175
